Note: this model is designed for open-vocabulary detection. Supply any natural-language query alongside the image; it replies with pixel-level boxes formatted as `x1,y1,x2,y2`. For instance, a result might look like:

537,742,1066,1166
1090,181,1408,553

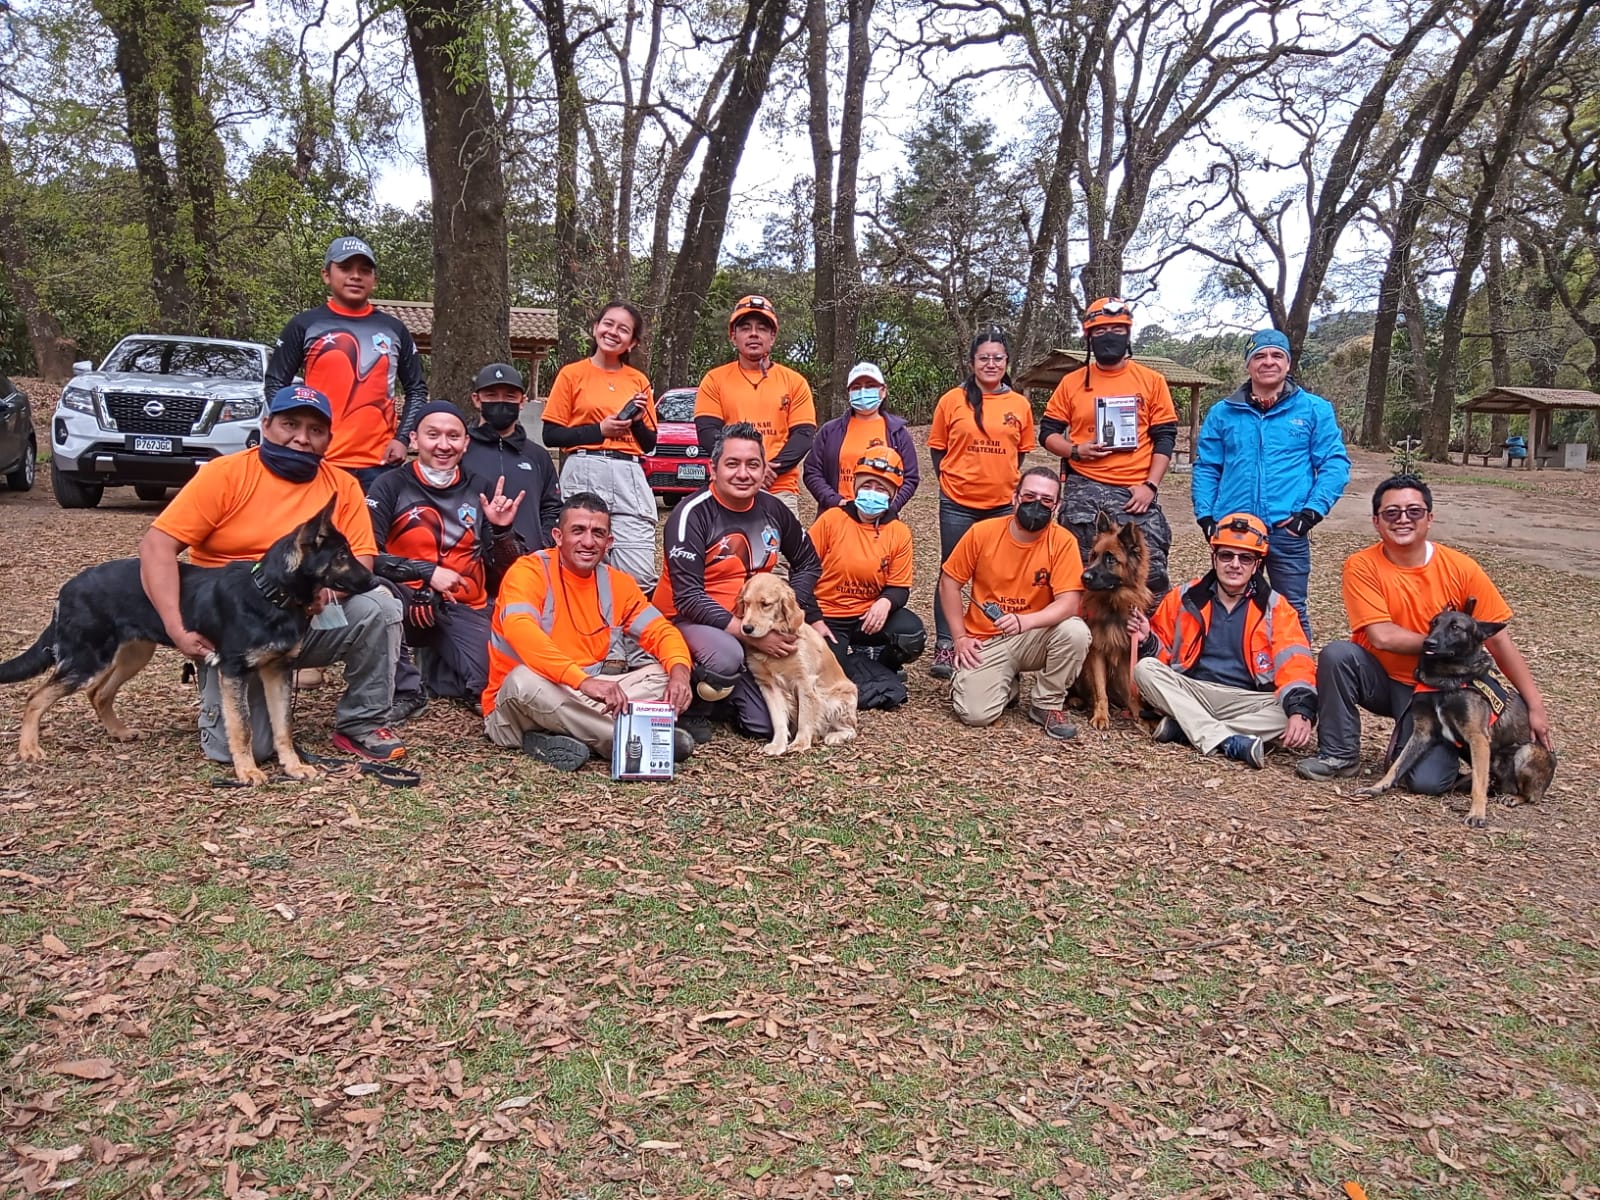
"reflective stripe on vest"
491,552,629,677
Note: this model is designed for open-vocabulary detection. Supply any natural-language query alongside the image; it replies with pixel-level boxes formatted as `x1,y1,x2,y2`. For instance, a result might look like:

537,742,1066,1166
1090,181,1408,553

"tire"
51,460,103,509
4,436,35,491
134,483,169,502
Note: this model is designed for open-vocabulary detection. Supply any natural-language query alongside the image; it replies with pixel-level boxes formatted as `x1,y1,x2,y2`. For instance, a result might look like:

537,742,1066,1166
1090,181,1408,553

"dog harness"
1413,672,1514,744
249,562,297,610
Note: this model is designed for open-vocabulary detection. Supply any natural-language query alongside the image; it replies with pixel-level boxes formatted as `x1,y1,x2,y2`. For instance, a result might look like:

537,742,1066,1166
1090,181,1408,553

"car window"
657,390,697,423
102,340,264,381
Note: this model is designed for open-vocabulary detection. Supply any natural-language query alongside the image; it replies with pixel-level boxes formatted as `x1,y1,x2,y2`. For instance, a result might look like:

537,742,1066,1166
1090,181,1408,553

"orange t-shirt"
808,506,913,619
837,413,890,499
928,387,1036,509
1043,359,1177,488
152,448,377,567
695,361,817,494
941,517,1083,639
1343,541,1514,684
541,359,656,455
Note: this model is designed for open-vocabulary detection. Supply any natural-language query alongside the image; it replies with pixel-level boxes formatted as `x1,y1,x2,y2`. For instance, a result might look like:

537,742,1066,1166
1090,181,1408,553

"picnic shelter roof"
1015,348,1224,391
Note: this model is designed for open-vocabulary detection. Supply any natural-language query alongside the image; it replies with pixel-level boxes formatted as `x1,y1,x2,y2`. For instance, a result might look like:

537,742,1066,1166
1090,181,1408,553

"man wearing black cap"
265,236,429,491
462,362,561,556
139,384,407,763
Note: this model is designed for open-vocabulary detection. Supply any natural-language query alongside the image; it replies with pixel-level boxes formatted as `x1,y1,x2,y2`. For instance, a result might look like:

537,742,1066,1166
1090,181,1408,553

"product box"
1094,394,1141,450
611,702,677,780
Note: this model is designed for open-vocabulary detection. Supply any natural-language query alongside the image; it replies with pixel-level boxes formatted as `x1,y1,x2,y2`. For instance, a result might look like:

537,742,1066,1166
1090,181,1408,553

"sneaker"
1295,754,1360,781
331,727,406,762
1027,704,1078,740
520,731,591,772
1220,734,1265,769
680,711,714,745
673,728,695,763
930,645,955,680
388,691,428,725
294,667,325,691
1152,716,1188,745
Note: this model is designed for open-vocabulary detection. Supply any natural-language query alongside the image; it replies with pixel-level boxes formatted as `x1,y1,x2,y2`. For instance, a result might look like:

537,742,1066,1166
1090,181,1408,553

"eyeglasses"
974,354,1007,365
1213,549,1262,566
1378,505,1431,524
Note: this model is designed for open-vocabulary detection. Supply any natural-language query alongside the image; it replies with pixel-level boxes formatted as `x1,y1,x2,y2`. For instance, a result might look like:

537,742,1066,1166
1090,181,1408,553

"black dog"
2,499,374,785
1357,598,1555,827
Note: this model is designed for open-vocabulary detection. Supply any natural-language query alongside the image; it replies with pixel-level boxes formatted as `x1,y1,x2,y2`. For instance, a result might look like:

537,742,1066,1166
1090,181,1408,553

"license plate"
676,463,707,481
133,436,174,454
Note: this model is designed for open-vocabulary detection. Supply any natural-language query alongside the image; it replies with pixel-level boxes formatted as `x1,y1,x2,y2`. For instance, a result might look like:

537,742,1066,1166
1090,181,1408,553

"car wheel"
4,436,35,491
51,459,103,509
134,483,169,502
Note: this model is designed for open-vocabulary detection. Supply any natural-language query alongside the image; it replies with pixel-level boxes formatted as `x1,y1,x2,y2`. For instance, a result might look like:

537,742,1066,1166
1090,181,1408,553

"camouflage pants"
1056,475,1173,600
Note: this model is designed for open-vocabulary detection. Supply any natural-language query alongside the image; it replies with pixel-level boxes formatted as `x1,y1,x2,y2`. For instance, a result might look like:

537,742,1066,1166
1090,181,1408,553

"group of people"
132,236,1552,794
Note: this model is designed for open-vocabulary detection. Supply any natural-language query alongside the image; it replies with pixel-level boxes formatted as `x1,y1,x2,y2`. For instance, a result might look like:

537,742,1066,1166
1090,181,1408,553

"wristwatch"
1142,479,1159,493
1068,443,1080,462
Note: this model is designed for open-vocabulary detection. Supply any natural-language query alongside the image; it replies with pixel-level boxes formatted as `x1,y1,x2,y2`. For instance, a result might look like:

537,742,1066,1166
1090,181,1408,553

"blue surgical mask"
854,487,891,517
848,387,882,413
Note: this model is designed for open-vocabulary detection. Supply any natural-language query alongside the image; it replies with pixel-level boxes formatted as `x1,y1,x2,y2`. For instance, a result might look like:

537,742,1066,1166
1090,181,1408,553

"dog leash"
209,749,419,789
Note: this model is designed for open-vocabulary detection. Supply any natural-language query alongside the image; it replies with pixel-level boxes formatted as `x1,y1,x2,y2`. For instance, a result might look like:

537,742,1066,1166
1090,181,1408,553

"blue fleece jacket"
1191,382,1351,525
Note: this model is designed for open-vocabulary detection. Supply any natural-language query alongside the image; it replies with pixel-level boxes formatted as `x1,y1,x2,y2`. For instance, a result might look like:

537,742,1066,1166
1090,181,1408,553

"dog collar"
250,562,298,610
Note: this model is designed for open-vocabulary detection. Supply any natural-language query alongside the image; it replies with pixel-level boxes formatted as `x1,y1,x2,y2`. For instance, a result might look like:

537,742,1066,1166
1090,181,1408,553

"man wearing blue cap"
1191,329,1350,639
139,384,407,764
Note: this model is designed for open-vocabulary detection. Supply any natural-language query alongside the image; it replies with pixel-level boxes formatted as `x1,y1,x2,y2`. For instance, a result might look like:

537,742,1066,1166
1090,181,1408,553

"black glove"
1280,508,1322,537
404,586,444,630
1197,516,1217,539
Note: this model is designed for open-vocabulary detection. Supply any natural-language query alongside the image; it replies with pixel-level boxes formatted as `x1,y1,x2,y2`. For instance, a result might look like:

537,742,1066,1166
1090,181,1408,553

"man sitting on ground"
937,465,1091,739
1296,474,1552,788
654,422,825,743
482,493,694,772
138,385,405,764
1127,512,1316,768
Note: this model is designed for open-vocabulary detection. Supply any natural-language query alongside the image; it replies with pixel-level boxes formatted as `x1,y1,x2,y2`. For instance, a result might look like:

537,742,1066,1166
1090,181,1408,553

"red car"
645,387,712,502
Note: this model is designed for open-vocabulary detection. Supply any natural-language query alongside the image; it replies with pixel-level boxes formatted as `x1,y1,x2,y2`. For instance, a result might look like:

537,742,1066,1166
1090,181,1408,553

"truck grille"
103,392,207,436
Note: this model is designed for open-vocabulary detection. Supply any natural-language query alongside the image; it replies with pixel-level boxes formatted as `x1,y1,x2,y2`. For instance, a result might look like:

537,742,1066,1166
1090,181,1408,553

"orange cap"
1210,512,1270,556
729,294,779,333
1083,296,1134,332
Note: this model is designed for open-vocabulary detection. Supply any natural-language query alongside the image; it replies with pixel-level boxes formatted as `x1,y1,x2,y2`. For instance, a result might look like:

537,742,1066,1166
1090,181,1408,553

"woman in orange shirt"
541,301,660,589
926,327,1036,678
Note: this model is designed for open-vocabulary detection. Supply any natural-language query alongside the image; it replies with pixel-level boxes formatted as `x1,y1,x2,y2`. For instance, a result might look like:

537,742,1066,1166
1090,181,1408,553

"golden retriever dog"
733,573,859,756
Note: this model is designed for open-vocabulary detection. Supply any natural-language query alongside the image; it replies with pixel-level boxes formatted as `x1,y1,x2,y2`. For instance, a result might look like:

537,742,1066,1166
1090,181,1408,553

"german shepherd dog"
1,499,374,785
1074,510,1152,729
1357,599,1555,827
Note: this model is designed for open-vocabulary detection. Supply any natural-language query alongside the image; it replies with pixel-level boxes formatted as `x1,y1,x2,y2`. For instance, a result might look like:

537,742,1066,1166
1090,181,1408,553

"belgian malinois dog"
1074,510,1152,729
2,499,373,785
1357,598,1555,827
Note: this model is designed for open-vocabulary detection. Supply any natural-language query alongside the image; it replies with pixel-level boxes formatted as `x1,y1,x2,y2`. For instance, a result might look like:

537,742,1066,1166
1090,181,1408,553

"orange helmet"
853,447,904,492
729,294,779,333
1210,512,1270,556
1082,296,1134,333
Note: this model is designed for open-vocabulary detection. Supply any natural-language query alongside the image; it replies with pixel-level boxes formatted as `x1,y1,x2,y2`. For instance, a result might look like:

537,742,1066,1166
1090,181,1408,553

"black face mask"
1015,499,1053,532
1090,330,1131,366
480,402,520,432
258,439,323,483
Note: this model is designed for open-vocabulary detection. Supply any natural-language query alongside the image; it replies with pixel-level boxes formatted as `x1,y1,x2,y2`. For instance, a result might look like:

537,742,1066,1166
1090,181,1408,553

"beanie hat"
1245,329,1291,362
409,400,469,431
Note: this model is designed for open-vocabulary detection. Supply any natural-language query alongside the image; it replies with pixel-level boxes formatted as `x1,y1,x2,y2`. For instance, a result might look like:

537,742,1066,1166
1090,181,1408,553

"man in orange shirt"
694,295,817,518
1296,475,1552,789
1040,297,1179,602
482,493,695,771
937,465,1091,739
138,385,406,764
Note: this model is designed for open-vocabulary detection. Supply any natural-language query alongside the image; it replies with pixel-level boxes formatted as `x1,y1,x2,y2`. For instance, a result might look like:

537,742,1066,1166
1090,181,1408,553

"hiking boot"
1152,716,1189,745
1295,754,1360,781
520,731,591,772
332,727,406,762
294,667,325,690
1028,704,1078,740
930,644,955,680
1220,734,1265,769
673,728,695,763
680,711,714,745
388,690,428,725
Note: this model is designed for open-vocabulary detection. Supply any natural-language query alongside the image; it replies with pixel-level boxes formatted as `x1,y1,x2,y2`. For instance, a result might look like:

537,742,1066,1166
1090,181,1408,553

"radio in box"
611,701,678,780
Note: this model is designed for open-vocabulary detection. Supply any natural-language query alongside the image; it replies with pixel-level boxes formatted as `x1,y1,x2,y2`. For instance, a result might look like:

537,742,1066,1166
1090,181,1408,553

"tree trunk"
539,0,587,364
831,0,870,394
0,134,78,379
167,0,231,335
1400,267,1429,420
806,0,838,414
404,0,511,405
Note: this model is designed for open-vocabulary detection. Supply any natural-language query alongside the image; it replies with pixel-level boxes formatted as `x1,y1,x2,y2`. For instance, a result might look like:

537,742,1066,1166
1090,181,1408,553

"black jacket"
461,422,561,550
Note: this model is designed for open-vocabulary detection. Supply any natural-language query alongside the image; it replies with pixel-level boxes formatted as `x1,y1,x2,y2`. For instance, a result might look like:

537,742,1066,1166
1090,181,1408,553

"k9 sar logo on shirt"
1255,650,1271,674
1003,412,1021,429
1033,568,1051,586
371,332,395,357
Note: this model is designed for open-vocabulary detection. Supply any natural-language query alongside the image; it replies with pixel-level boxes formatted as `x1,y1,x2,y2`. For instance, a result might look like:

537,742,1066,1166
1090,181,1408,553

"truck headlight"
218,398,262,422
60,385,94,415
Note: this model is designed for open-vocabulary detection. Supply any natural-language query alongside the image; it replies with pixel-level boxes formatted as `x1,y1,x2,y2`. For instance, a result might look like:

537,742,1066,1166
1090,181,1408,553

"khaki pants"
483,664,667,753
1133,657,1287,753
951,617,1090,726
560,453,659,591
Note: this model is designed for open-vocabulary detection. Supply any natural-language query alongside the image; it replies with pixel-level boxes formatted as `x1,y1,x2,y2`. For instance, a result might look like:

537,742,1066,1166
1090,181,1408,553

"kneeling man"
1128,513,1316,768
938,465,1090,739
482,494,694,771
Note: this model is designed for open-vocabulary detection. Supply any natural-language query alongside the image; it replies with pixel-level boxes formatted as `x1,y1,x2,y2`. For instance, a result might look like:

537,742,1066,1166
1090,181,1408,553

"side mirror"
72,361,94,376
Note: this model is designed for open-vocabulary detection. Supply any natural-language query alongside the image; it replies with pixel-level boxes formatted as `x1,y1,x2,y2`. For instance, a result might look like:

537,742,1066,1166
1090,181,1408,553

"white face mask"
418,463,457,487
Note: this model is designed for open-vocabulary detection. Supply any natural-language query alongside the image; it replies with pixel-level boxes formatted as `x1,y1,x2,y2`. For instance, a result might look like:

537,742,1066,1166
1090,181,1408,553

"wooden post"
1188,384,1202,464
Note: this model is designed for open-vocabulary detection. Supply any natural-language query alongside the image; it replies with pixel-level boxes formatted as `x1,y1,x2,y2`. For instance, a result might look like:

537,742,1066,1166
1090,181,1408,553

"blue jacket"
1191,382,1351,525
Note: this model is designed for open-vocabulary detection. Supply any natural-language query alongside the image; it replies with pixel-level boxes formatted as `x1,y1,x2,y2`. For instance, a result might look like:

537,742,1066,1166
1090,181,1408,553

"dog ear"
1118,520,1141,552
1461,596,1478,616
1095,510,1114,533
780,586,804,633
732,590,747,619
1475,620,1505,641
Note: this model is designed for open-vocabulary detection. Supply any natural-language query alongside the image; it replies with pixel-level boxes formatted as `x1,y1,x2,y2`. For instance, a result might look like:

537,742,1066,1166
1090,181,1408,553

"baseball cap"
845,361,886,389
472,363,526,392
325,235,376,266
267,384,334,424
729,294,779,332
